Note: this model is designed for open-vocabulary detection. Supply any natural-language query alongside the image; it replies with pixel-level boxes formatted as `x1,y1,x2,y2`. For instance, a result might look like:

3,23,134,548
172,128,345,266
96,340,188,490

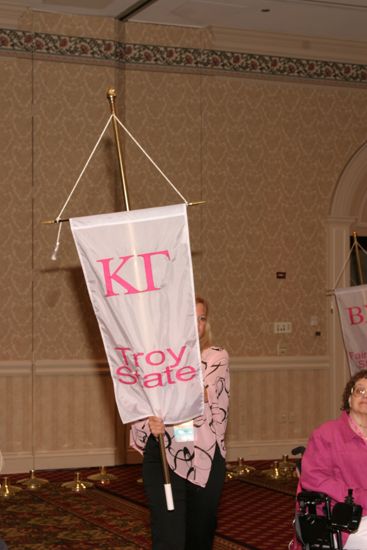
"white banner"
70,204,203,424
335,285,367,375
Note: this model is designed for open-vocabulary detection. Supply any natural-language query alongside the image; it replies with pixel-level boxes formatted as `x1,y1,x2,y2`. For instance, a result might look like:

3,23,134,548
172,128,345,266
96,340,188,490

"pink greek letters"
97,250,171,297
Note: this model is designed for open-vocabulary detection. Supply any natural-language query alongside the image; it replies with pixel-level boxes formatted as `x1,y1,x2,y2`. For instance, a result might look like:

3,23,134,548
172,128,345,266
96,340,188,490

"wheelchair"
291,447,362,550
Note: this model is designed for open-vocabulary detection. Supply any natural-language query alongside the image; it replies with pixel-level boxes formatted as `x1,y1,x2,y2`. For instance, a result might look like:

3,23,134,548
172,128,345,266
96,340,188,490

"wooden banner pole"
106,88,130,212
106,88,174,511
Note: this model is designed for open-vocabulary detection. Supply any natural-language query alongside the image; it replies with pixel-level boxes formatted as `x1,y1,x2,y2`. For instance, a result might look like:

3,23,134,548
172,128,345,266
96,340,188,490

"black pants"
142,435,226,550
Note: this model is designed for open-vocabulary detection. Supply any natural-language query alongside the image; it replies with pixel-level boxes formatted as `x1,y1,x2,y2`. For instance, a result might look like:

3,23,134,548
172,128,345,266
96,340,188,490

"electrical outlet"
277,341,287,355
274,322,292,334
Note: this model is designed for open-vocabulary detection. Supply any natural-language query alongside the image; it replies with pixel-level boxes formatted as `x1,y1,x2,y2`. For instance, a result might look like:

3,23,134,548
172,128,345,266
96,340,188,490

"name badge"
173,420,194,442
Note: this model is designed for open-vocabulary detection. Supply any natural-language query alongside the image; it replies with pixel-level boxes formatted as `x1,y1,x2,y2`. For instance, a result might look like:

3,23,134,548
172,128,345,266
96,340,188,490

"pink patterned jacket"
301,411,367,514
293,411,367,548
130,346,230,488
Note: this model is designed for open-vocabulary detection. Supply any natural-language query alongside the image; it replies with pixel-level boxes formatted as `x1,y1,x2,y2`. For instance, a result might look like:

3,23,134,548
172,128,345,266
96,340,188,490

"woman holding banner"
130,296,230,550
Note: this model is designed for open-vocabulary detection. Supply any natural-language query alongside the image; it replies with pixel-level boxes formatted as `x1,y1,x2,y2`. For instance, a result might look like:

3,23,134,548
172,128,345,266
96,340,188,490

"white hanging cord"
55,115,113,222
51,113,189,260
51,115,113,260
332,241,356,291
114,115,188,205
357,241,367,256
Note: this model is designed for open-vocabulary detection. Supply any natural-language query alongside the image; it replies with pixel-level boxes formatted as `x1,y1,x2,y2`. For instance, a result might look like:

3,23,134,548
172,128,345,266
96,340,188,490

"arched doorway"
328,140,367,416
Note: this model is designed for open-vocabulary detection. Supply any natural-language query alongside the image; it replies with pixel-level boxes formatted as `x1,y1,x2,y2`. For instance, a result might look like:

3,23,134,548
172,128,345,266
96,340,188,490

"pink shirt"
130,346,230,488
300,409,367,547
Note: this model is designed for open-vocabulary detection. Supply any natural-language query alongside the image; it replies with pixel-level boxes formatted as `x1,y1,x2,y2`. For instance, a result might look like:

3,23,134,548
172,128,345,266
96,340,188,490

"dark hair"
341,369,367,411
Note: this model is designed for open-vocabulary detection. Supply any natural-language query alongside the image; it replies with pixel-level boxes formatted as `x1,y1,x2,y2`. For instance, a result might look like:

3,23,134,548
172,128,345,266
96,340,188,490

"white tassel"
51,223,62,261
51,240,60,261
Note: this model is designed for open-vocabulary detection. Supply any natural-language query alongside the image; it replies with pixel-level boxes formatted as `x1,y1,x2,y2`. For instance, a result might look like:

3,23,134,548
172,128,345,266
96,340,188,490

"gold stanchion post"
87,466,117,485
17,469,49,490
0,476,22,498
61,472,93,492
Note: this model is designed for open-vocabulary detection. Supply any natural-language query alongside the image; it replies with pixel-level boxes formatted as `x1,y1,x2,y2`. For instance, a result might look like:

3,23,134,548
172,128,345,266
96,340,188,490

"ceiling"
2,0,367,43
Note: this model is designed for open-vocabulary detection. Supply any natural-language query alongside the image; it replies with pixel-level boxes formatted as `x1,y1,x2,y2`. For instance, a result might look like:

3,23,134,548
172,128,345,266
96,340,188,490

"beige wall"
1,7,366,472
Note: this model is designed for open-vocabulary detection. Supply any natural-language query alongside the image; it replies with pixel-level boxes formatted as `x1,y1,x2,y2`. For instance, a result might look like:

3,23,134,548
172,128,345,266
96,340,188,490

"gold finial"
107,87,116,99
106,88,117,114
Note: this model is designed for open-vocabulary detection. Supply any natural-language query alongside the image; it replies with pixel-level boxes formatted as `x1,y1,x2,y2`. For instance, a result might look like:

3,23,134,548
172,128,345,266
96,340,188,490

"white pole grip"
164,483,174,510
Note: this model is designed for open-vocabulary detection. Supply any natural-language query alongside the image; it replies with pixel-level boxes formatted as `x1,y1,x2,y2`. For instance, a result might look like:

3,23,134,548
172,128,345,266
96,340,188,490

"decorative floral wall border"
1,28,367,84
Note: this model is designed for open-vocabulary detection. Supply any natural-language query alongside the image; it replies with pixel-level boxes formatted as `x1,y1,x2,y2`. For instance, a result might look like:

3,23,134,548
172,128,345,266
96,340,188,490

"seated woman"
300,369,367,549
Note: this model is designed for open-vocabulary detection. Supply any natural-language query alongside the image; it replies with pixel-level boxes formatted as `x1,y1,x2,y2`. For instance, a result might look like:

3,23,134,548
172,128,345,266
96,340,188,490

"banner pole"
353,232,364,285
106,88,131,212
158,434,174,510
106,88,174,511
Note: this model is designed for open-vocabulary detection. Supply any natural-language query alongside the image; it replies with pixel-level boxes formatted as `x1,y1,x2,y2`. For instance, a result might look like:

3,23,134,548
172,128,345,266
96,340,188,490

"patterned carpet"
0,462,297,550
0,483,150,549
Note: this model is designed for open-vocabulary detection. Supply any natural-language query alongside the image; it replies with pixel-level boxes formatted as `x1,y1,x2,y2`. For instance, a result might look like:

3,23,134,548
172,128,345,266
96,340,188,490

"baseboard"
1,448,122,475
2,440,306,474
0,452,34,475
